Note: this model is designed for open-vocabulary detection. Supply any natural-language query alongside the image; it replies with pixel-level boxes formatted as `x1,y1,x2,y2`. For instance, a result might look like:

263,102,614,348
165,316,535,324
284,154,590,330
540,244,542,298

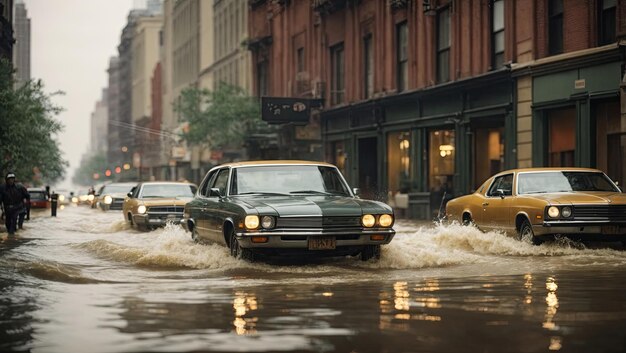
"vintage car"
123,182,197,231
445,168,625,244
182,161,395,261
27,188,49,209
95,182,137,211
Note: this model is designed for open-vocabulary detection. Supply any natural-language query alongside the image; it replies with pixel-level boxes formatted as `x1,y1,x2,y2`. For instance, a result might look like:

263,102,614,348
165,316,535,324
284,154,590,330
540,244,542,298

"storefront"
528,47,625,186
322,70,515,219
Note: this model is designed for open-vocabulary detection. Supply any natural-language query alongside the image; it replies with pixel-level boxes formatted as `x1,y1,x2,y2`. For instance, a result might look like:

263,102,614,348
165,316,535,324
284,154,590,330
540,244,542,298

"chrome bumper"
235,229,396,249
534,221,626,236
134,213,184,226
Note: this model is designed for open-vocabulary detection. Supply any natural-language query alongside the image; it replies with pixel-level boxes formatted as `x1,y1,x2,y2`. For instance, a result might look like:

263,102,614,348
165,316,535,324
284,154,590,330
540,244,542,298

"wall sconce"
439,144,454,157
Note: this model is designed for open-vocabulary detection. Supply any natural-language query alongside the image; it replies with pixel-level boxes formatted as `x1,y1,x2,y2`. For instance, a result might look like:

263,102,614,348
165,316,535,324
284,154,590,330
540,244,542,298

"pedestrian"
0,172,30,236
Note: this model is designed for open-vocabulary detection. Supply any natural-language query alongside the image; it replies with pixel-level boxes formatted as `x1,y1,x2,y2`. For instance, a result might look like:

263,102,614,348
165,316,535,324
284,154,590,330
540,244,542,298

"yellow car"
123,182,198,231
445,168,625,244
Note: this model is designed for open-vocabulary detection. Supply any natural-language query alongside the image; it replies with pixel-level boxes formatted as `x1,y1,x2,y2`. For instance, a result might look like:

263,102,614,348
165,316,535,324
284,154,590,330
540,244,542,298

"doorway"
358,137,379,200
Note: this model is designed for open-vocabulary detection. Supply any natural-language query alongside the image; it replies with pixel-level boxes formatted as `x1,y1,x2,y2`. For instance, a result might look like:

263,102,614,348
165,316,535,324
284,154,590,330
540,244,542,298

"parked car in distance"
182,160,395,261
123,182,197,231
27,188,49,209
95,182,137,211
445,168,625,244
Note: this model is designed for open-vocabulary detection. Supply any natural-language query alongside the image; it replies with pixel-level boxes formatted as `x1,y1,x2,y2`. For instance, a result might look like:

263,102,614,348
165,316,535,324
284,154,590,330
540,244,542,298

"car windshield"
231,165,351,196
140,184,197,198
29,191,46,200
102,185,134,194
518,171,619,194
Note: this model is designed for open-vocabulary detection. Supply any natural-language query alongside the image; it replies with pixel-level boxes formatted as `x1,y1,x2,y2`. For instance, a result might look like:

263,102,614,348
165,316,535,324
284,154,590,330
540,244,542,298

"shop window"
595,99,620,178
326,140,347,176
363,34,374,99
548,0,563,55
429,129,455,195
474,127,504,189
396,22,408,92
607,133,626,188
598,0,616,46
387,131,411,195
436,7,450,83
491,0,505,69
548,107,575,167
330,43,345,105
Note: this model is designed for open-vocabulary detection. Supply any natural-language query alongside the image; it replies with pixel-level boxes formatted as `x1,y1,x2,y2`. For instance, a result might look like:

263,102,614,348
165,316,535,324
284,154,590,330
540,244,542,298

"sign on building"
261,97,322,124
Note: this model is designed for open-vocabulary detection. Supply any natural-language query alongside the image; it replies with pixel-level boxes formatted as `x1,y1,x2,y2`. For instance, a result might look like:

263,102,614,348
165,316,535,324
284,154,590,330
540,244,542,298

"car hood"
525,192,626,205
233,196,392,217
141,197,192,206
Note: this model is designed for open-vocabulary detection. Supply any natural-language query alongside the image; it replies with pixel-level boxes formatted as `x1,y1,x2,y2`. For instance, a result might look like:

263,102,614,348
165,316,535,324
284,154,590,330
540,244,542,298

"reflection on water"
233,291,258,335
543,276,559,331
524,273,533,305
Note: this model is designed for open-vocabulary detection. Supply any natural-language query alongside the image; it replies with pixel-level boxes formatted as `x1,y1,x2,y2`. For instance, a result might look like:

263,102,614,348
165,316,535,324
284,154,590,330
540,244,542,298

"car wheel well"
223,221,234,247
515,214,530,231
187,220,194,232
462,212,472,224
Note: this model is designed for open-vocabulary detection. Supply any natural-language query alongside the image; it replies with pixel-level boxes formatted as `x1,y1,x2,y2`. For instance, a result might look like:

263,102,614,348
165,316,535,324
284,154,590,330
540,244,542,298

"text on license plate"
308,236,336,250
601,225,626,235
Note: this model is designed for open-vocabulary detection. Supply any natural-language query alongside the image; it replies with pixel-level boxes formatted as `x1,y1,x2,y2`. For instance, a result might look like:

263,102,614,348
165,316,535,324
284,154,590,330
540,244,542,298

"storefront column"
576,99,593,167
504,110,517,169
455,122,471,196
532,109,547,167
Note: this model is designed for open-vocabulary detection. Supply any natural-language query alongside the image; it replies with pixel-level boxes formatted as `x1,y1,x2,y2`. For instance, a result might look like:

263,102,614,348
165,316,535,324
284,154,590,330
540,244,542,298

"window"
363,34,374,99
330,43,345,105
388,131,411,195
212,169,230,196
598,0,616,46
474,126,504,190
429,129,455,194
491,0,505,69
296,47,304,73
436,7,450,83
396,22,408,91
548,107,575,167
257,60,268,97
548,0,563,55
487,174,513,197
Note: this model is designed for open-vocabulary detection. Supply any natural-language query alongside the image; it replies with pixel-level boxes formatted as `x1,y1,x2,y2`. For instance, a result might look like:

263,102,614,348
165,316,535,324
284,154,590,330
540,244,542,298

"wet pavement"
1,206,626,352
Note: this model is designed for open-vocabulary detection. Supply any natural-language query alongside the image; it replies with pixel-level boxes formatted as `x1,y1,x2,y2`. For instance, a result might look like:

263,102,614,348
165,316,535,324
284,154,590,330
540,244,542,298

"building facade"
12,0,29,86
90,88,109,154
214,0,251,91
132,15,162,124
107,56,121,167
249,0,626,219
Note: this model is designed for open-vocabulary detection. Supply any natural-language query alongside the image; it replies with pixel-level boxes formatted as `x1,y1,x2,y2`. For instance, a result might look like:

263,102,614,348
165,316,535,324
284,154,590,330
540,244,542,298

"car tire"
229,230,254,261
191,226,199,243
361,245,381,261
519,219,543,246
462,214,474,226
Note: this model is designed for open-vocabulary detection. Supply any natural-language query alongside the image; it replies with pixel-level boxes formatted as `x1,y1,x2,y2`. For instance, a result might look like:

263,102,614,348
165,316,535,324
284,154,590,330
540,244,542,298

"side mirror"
127,192,133,198
495,189,506,199
209,188,222,198
352,188,360,196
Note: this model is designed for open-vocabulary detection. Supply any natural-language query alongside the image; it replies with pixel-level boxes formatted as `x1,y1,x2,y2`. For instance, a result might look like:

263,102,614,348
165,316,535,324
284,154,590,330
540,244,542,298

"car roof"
104,182,138,186
217,160,336,168
492,167,604,178
137,182,196,187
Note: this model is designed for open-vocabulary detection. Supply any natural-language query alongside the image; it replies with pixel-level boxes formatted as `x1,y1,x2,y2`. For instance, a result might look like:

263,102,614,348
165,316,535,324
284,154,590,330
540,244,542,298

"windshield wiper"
237,192,290,196
290,190,344,195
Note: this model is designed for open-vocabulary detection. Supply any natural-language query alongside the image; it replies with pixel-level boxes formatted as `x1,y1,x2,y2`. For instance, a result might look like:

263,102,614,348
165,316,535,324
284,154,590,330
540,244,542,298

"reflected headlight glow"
104,195,113,205
379,214,394,227
245,215,259,229
547,206,560,218
362,214,376,227
137,205,146,214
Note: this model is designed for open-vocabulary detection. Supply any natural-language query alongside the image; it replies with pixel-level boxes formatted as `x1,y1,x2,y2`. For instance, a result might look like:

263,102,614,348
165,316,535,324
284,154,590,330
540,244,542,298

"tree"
71,152,108,186
175,82,271,148
0,59,68,185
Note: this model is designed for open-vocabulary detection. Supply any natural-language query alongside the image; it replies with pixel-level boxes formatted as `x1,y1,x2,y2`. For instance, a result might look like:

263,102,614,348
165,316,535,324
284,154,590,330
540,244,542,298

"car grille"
148,206,185,214
276,216,361,229
573,205,626,222
110,198,124,210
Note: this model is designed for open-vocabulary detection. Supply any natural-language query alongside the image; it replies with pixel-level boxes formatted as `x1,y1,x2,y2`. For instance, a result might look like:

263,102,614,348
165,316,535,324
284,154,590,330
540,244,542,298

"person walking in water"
0,172,30,236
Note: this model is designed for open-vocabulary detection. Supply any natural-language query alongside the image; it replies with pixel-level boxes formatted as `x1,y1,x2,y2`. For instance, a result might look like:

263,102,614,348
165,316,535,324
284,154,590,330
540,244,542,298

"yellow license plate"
308,236,336,250
601,226,626,235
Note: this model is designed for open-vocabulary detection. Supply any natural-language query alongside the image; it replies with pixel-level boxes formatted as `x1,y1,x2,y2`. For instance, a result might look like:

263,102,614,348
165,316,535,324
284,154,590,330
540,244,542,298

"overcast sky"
28,0,142,188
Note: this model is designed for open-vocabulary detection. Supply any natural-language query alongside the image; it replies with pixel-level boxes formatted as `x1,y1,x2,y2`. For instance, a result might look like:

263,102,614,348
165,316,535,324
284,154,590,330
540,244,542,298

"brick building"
249,0,626,219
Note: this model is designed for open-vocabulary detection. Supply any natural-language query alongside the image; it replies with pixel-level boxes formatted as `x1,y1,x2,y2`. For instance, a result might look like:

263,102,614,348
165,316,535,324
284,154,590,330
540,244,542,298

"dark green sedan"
182,160,395,261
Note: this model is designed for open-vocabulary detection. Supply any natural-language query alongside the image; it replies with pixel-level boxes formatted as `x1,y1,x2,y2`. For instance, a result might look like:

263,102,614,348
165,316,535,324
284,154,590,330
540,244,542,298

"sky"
28,0,142,188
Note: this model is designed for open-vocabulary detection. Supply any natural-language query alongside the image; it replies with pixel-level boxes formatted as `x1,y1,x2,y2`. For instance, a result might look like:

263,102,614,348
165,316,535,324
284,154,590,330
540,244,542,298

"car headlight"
261,216,275,229
362,214,376,227
561,206,572,218
58,195,65,202
104,195,113,205
137,205,147,214
71,197,78,203
379,214,393,227
547,206,560,218
245,215,259,229
88,194,95,201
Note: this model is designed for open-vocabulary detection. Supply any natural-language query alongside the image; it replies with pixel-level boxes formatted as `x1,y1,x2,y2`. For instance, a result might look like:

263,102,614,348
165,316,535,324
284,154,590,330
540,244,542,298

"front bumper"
235,228,396,249
134,213,184,227
534,220,626,238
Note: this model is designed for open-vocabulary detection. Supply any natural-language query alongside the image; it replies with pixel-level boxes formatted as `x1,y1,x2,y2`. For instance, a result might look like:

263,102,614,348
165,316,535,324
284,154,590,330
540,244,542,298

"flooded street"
1,206,626,353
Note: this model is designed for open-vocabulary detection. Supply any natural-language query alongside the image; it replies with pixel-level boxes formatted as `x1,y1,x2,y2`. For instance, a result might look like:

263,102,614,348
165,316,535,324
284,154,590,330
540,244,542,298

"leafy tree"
0,59,68,185
175,82,271,148
72,152,108,186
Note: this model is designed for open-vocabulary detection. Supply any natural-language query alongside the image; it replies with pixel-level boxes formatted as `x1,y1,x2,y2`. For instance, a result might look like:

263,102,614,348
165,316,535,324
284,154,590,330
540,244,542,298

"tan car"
123,182,197,231
445,168,625,245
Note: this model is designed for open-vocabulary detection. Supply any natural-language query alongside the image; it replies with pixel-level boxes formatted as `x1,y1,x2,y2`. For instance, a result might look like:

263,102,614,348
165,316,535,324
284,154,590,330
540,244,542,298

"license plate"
601,225,626,235
308,236,336,250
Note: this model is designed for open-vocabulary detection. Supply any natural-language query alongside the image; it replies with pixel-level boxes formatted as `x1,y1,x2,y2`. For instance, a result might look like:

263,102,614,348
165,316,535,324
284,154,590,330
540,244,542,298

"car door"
193,170,218,241
482,173,514,232
204,168,230,243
